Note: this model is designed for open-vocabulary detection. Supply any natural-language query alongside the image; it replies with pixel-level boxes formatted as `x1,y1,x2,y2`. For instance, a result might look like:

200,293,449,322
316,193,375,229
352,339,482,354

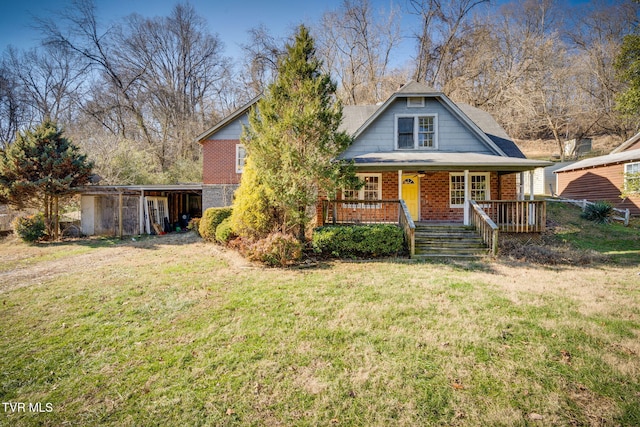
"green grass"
1,230,639,426
545,201,640,264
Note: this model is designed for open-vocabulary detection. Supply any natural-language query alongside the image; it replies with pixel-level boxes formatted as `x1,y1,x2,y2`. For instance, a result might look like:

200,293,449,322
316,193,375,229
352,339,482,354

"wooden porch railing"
398,200,416,258
320,199,546,258
480,200,546,233
322,199,401,225
321,199,416,257
470,200,499,256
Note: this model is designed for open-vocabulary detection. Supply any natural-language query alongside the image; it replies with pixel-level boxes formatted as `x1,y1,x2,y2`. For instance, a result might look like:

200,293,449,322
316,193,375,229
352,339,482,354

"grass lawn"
1,204,639,426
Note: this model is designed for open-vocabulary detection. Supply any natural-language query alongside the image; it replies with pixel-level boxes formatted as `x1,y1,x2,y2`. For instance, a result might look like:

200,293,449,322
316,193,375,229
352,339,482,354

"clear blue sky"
0,0,604,63
0,0,371,58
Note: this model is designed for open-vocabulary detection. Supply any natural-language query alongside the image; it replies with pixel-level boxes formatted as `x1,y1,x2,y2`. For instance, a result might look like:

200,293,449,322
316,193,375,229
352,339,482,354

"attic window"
396,114,438,149
407,97,425,108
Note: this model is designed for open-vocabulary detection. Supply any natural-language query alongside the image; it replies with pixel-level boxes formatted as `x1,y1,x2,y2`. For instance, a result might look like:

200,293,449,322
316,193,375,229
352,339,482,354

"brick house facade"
197,83,549,225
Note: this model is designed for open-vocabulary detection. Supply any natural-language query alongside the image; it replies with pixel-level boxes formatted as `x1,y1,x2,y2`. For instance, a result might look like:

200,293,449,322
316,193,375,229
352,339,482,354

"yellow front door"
402,174,419,221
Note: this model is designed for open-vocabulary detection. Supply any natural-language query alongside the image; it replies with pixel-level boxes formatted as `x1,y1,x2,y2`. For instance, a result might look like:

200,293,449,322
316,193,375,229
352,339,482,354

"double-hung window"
625,162,640,193
449,173,490,207
396,114,437,149
236,144,246,173
343,174,382,206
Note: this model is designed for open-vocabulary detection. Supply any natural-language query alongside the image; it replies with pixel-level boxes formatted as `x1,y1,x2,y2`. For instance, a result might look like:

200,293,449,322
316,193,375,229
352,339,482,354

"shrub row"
199,207,233,242
312,224,405,258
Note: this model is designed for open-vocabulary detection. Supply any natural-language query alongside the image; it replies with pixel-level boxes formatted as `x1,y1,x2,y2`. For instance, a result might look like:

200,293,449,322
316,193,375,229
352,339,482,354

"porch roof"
348,152,552,172
76,184,203,196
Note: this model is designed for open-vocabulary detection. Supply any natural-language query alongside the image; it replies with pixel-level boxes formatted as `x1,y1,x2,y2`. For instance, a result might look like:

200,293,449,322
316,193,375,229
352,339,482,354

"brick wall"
499,174,517,200
202,139,241,185
420,172,460,221
316,170,522,225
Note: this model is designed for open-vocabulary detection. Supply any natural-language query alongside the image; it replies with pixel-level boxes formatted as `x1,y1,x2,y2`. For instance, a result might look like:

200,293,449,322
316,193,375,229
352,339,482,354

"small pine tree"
242,25,355,241
0,120,93,240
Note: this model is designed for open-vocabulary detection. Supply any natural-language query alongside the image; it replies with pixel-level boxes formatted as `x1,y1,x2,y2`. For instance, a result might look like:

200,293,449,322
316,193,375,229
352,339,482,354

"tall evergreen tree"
241,25,356,241
615,34,640,121
614,0,640,126
0,120,93,239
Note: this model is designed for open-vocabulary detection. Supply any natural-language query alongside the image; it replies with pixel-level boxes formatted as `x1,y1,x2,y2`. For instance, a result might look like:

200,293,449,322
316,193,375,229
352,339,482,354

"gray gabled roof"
555,148,640,173
346,81,512,157
456,104,525,159
340,105,379,135
195,94,261,143
196,81,526,163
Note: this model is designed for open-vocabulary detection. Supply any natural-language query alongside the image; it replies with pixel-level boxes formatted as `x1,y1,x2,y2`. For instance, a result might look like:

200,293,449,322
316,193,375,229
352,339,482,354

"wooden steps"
413,224,489,259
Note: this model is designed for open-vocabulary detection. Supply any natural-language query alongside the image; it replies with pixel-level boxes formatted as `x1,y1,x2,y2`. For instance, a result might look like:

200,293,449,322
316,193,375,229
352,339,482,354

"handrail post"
398,199,416,258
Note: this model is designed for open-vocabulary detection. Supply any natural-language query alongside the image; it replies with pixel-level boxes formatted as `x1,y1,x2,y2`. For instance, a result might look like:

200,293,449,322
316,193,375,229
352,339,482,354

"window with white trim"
236,144,246,173
449,173,490,207
343,174,382,202
396,114,437,149
625,162,640,193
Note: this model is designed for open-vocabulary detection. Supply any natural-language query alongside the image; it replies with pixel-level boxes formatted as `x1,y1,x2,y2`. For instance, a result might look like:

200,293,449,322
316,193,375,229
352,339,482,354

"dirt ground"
1,233,638,311
0,233,252,295
516,135,624,159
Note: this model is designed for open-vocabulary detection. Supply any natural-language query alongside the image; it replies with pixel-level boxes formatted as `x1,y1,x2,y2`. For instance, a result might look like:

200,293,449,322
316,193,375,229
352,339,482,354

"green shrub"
230,157,281,239
199,207,232,241
312,224,405,258
215,216,235,244
187,218,201,237
581,201,613,224
248,232,303,267
13,214,47,242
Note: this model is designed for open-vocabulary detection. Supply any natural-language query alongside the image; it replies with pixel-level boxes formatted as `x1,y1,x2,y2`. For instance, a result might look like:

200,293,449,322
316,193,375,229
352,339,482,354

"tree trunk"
53,196,59,240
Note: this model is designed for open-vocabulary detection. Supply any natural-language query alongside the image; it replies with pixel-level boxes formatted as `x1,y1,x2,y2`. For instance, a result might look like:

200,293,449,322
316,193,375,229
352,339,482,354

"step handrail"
469,200,499,256
398,200,416,258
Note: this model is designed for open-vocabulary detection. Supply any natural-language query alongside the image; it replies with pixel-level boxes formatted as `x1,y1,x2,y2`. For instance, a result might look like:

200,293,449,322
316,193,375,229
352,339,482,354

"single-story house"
79,184,202,237
197,81,552,256
555,132,640,215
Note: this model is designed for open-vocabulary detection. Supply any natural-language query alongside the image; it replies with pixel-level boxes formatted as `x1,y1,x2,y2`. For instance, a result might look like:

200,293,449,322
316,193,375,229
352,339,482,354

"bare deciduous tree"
38,0,231,176
5,44,86,126
409,0,489,89
0,62,24,147
316,0,403,104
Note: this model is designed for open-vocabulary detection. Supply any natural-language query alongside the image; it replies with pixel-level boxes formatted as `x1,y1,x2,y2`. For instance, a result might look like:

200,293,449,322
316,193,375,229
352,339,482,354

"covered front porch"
319,156,550,257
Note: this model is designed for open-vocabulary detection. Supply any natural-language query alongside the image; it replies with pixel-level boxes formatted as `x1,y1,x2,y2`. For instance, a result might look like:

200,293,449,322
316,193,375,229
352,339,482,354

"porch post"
529,170,535,226
529,170,535,201
464,169,470,225
118,191,124,239
398,170,403,200
139,189,145,235
519,172,525,200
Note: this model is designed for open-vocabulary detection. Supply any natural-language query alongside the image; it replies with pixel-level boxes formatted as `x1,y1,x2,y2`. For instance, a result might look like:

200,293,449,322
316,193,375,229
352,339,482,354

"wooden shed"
79,184,202,237
555,134,640,215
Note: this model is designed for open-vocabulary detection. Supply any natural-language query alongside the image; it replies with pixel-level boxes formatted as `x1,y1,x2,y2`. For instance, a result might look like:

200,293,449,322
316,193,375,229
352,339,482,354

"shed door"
402,175,420,221
145,197,169,234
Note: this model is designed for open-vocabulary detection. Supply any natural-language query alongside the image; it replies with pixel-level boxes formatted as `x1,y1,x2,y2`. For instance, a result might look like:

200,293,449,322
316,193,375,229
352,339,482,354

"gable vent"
407,97,425,108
